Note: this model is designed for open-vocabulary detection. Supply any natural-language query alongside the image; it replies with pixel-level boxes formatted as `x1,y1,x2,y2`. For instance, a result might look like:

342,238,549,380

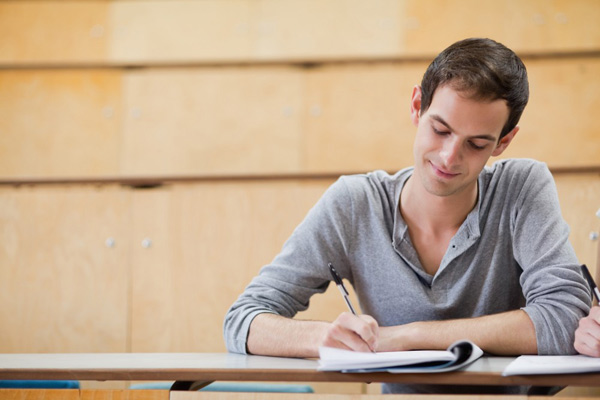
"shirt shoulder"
481,158,551,190
479,158,555,216
336,169,410,209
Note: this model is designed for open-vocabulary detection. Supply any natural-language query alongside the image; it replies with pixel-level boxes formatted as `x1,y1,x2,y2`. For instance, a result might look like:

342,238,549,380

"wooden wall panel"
81,389,168,400
108,0,253,63
108,0,600,63
0,70,123,178
402,0,600,56
0,1,110,64
0,185,131,353
129,180,333,353
249,0,404,61
0,389,80,400
1,60,598,180
304,63,423,173
119,68,304,176
3,1,599,65
501,58,600,167
554,173,600,277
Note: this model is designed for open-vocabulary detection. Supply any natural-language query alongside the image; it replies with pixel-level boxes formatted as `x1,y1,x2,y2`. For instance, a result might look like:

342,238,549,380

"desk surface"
1,352,599,387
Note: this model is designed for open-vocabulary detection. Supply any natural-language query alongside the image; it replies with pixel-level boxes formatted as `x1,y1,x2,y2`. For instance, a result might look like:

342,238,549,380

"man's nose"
440,137,462,166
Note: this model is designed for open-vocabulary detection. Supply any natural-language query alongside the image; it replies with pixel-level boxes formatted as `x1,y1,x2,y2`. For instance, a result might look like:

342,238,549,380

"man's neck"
400,174,478,235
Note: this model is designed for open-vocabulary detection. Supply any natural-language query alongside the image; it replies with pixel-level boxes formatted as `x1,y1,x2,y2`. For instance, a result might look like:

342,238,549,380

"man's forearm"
379,309,538,355
248,309,538,357
247,313,329,358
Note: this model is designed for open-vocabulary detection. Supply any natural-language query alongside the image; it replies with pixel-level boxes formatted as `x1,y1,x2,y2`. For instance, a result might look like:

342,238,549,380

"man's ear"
410,85,422,127
491,126,519,157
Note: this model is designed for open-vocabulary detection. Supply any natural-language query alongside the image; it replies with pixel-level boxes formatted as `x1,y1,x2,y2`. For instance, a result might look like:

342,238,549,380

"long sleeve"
512,162,591,354
223,177,355,354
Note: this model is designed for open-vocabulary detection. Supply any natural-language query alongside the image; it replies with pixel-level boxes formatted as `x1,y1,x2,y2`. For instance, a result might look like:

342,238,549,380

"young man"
224,38,591,394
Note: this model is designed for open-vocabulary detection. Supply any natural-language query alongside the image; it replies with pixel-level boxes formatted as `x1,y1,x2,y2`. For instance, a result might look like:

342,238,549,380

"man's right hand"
321,312,379,352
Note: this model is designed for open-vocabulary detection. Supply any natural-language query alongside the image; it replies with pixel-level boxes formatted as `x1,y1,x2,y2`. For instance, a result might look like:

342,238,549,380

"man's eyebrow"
430,114,497,141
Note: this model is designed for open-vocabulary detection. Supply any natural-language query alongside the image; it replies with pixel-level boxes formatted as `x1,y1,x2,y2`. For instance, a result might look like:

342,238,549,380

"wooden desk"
1,352,599,389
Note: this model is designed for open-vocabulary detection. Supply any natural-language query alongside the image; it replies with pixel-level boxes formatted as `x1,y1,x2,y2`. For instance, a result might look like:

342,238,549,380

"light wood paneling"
129,180,333,352
0,1,110,64
402,0,600,56
0,185,131,353
2,1,599,65
81,390,168,400
119,68,304,176
303,63,422,173
1,61,599,180
0,389,80,400
108,0,253,63
554,173,600,278
0,70,122,178
108,0,600,63
501,58,600,167
249,0,405,61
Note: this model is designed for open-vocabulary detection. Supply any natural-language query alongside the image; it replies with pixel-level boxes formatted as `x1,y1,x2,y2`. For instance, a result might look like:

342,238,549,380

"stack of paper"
503,355,600,376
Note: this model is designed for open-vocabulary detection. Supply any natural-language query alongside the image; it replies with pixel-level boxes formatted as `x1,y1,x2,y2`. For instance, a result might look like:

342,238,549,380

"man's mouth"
430,161,460,179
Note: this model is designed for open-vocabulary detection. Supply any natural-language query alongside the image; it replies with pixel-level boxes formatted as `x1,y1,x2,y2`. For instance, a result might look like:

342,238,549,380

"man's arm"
574,306,600,357
247,308,536,357
378,309,537,354
247,312,378,357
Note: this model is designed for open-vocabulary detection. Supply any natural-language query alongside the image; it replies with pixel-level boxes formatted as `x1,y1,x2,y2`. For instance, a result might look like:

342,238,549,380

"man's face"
410,84,516,198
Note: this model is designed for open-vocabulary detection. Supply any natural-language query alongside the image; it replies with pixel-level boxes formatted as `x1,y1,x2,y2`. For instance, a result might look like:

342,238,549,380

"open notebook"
318,340,483,373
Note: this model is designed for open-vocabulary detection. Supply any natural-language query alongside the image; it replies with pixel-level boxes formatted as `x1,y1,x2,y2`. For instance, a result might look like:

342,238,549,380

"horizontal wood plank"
0,1,109,64
119,68,304,176
0,70,122,179
1,0,599,65
1,59,599,177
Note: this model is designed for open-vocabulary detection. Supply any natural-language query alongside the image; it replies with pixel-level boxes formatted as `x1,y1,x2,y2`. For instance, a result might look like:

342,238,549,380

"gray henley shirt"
224,158,591,394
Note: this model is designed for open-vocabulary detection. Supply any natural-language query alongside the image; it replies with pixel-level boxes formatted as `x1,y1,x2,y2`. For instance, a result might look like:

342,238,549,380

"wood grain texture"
0,70,122,178
554,173,600,277
0,1,109,64
501,58,600,167
81,390,168,400
303,63,421,173
0,185,131,353
2,1,599,65
1,60,599,178
0,389,80,400
119,68,304,176
402,0,600,56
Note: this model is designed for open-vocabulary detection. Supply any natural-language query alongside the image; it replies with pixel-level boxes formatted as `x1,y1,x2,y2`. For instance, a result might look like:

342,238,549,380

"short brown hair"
420,38,529,139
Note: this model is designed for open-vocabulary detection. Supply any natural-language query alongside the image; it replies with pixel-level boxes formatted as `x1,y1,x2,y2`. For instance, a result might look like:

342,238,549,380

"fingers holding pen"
574,306,600,357
322,312,379,353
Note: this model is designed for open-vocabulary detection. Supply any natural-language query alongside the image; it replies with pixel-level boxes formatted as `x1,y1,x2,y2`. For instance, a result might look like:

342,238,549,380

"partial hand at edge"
574,305,600,357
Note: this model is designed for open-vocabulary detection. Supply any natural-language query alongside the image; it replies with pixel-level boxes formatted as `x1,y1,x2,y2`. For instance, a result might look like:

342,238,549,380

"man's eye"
433,128,449,135
469,142,486,150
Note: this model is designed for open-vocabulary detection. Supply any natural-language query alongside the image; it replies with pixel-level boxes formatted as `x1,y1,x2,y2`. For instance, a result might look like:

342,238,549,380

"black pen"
328,263,357,315
328,263,375,353
581,264,600,303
